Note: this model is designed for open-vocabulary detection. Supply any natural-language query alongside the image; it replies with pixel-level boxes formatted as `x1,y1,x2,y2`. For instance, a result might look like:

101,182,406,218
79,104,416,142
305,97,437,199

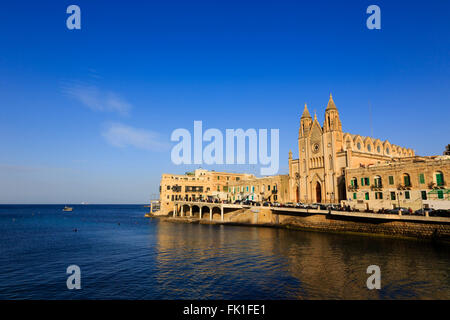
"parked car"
430,209,450,218
413,208,434,216
285,202,295,207
262,202,271,207
272,202,281,207
386,207,409,215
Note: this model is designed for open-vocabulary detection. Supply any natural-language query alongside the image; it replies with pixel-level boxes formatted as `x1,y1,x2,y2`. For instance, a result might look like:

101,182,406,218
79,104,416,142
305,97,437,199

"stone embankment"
152,207,450,242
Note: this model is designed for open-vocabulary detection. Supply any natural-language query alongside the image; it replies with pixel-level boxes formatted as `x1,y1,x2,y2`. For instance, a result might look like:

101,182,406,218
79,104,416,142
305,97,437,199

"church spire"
301,103,312,119
326,92,337,111
324,93,342,132
300,103,312,137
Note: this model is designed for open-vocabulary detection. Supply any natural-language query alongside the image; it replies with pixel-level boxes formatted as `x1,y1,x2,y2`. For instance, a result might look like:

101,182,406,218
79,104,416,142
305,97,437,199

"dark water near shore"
0,204,449,299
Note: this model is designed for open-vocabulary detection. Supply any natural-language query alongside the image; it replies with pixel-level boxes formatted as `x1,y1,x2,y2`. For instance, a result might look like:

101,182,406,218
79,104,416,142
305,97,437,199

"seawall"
154,207,450,243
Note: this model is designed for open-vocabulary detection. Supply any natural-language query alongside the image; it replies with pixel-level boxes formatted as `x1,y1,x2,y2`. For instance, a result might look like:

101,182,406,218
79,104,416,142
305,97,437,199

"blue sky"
0,0,449,204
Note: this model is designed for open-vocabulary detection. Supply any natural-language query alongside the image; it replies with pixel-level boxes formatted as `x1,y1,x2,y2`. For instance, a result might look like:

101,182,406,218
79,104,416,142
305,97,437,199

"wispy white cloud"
62,83,132,116
102,122,168,151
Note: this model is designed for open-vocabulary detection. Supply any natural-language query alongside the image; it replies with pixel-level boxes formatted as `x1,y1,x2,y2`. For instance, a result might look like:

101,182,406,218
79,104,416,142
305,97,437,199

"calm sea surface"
0,204,449,299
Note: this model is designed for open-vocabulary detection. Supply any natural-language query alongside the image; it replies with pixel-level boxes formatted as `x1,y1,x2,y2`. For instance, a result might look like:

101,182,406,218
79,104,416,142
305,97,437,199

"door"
315,182,322,203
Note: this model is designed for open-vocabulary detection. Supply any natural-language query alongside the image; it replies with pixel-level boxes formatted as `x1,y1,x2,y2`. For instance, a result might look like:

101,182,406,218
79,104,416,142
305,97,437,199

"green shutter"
419,173,425,184
361,178,364,186
351,180,354,187
353,193,357,199
365,193,369,200
365,178,370,186
389,176,394,185
421,191,427,200
436,173,443,186
404,175,410,186
438,190,444,199
405,191,410,199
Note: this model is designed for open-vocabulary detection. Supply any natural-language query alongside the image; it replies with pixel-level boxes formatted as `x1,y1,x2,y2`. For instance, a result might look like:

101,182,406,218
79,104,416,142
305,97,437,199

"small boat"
62,206,73,212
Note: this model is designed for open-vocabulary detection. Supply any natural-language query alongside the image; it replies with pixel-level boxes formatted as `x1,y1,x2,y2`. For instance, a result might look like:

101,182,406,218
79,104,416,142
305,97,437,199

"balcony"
370,184,383,191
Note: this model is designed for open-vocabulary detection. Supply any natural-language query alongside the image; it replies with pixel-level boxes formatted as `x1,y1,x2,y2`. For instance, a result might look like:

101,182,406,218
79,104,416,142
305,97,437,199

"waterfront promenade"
172,200,450,224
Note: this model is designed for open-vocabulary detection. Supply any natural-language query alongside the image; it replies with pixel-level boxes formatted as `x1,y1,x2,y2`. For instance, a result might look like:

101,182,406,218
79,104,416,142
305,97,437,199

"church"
288,94,415,204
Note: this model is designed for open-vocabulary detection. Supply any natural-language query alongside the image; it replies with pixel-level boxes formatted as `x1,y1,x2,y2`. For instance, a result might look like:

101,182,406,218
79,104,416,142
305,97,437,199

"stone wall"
222,208,450,241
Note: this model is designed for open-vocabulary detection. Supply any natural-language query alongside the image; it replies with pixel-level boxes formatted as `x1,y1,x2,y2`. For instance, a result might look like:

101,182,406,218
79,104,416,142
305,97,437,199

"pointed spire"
289,149,293,159
301,103,312,119
326,92,337,111
314,112,317,121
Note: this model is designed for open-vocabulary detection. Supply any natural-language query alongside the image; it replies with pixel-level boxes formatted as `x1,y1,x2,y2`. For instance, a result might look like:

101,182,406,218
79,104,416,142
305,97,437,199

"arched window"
367,144,371,152
350,177,358,188
403,173,411,186
377,146,381,153
374,175,382,187
357,142,361,150
386,147,390,155
436,171,444,186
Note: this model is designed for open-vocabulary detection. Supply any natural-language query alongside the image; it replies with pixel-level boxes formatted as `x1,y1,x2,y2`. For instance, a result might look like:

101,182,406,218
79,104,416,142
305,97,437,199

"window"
268,185,271,191
365,192,369,200
167,185,171,190
367,145,371,152
353,193,357,199
438,190,444,199
419,173,425,184
436,172,444,186
421,191,427,200
377,146,381,153
361,178,365,186
390,192,396,200
364,177,370,186
389,176,394,185
405,191,410,199
375,192,383,199
386,148,390,155
403,174,411,186
374,176,382,187
357,142,361,150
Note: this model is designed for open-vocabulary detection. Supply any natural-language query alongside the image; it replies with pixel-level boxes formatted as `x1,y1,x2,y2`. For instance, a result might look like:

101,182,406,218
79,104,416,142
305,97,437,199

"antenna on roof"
368,100,374,138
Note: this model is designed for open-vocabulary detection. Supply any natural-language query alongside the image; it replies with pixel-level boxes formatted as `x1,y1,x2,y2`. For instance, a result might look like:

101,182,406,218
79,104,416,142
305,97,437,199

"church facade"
288,94,415,204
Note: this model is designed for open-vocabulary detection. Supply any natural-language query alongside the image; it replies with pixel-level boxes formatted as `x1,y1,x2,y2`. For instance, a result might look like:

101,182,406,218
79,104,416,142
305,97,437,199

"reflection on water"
154,222,450,299
0,205,448,299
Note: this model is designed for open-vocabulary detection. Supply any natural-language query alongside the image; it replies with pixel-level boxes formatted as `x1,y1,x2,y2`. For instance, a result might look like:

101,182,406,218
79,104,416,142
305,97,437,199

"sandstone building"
288,94,414,204
159,94,449,213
